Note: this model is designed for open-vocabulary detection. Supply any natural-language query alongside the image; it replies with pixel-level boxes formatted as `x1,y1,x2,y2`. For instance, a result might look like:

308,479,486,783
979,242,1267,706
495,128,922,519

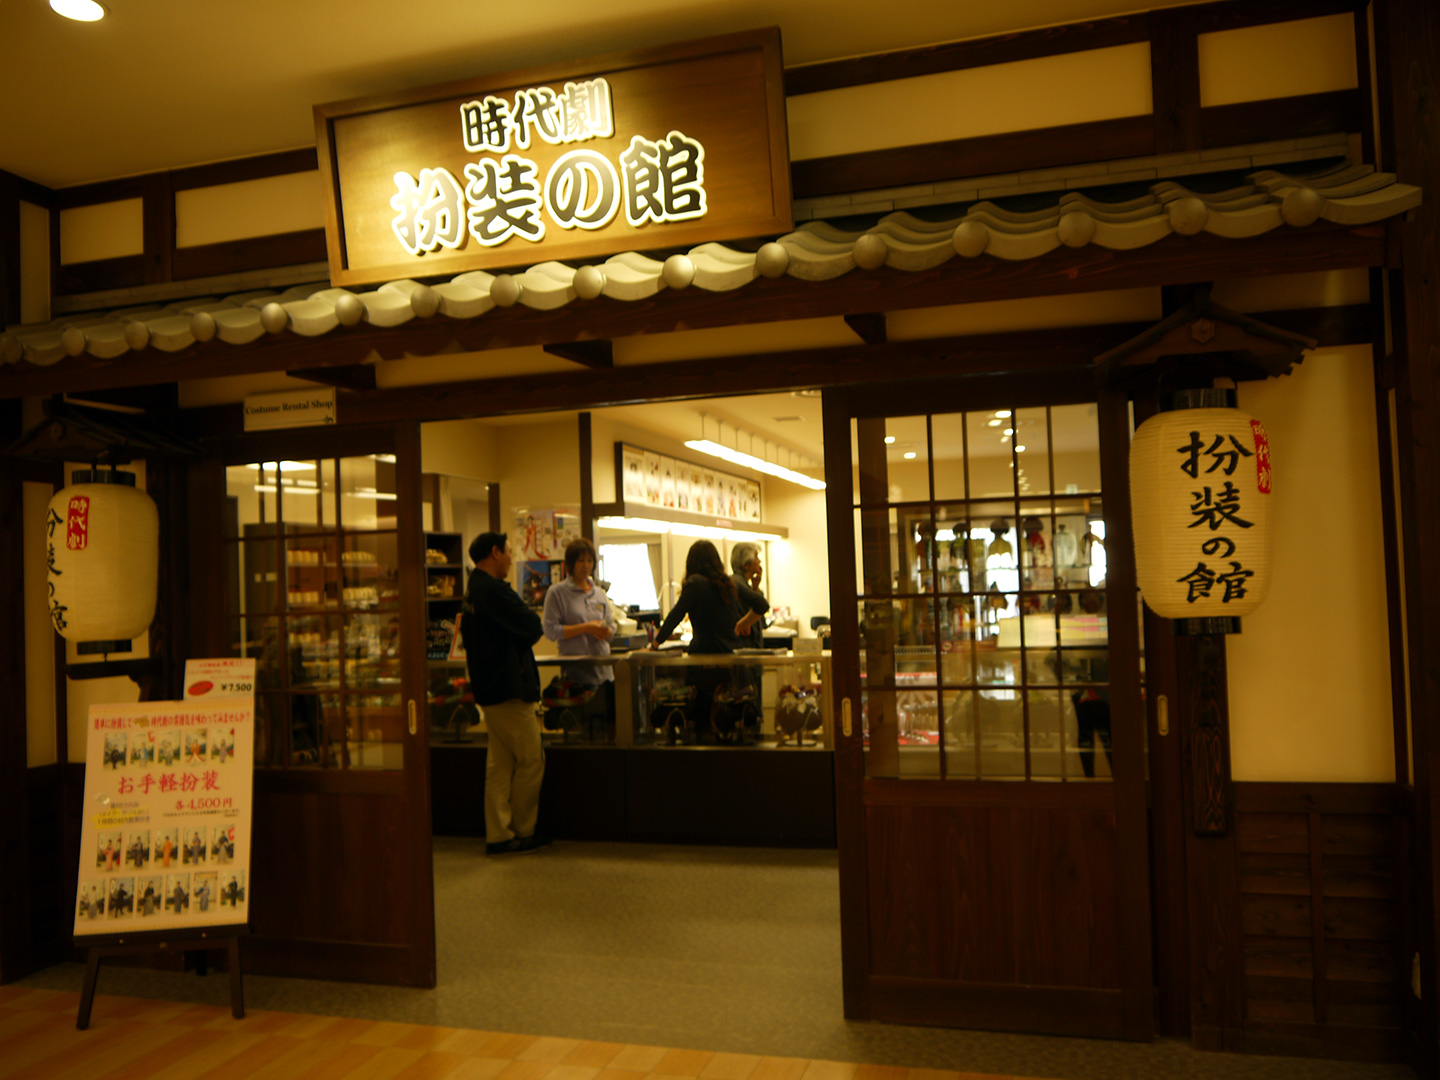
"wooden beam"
285,364,377,392
0,171,20,328
0,224,1389,401
843,313,886,345
543,340,613,368
1150,6,1201,154
1199,89,1363,150
172,229,327,282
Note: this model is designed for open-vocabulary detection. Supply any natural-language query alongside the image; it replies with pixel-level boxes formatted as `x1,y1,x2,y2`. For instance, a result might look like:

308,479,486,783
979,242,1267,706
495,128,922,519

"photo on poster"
158,734,179,766
702,471,716,514
165,874,190,914
660,458,676,508
519,560,553,609
622,446,646,502
676,467,690,511
182,825,207,866
690,467,703,510
184,728,208,765
108,877,135,919
219,871,247,909
643,452,661,506
725,480,739,518
515,509,553,559
553,510,580,555
96,829,122,871
192,872,219,915
77,881,104,921
211,824,236,864
137,875,163,917
744,481,761,522
212,728,236,764
129,731,155,767
103,732,127,770
125,829,150,870
153,826,180,869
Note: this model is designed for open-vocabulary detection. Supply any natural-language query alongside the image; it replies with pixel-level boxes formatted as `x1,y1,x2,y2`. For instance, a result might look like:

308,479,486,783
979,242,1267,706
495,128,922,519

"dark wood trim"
842,313,886,345
141,172,172,286
169,149,320,192
252,768,406,797
171,229,327,281
578,412,594,541
1150,6,1201,154
1307,811,1330,1024
3,169,52,210
1236,1022,1407,1063
0,460,28,983
1354,5,1377,167
55,254,145,296
285,364,377,392
1198,89,1363,150
869,977,1128,1039
1233,781,1400,815
783,15,1149,96
0,172,20,327
487,482,501,532
544,341,613,369
50,175,153,210
1193,0,1363,35
821,389,869,1020
862,776,1115,810
240,937,420,985
791,114,1155,201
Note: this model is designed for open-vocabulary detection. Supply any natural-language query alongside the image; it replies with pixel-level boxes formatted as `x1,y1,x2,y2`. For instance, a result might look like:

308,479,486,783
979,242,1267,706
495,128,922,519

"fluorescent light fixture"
903,451,917,459
51,0,105,20
987,419,1002,427
995,410,1012,418
246,461,314,472
884,436,896,444
684,439,825,491
596,516,670,534
345,487,397,501
596,515,774,543
1015,445,1027,453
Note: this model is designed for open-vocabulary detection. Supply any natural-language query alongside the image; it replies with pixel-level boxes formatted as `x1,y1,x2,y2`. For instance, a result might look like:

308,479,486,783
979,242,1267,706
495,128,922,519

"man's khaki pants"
482,698,545,844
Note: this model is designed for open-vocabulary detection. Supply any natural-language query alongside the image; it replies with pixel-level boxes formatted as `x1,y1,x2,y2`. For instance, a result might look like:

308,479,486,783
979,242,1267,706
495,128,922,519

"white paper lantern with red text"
1130,389,1273,631
47,469,159,653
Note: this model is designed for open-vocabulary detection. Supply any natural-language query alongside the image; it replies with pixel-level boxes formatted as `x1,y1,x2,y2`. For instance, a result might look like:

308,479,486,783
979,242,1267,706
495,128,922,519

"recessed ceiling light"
1003,428,1014,436
51,0,105,20
987,419,1002,428
903,451,917,459
995,410,1012,418
1015,445,1027,453
884,436,896,444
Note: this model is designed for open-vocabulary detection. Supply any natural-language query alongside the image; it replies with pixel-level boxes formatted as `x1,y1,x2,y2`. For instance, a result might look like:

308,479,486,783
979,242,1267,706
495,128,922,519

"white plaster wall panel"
1198,13,1358,108
19,201,50,324
58,197,143,265
174,170,324,248
787,43,1153,161
887,289,1162,342
1228,344,1393,782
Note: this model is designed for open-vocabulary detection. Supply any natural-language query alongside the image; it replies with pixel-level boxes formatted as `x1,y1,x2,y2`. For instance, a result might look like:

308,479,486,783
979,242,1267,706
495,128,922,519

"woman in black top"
653,540,767,740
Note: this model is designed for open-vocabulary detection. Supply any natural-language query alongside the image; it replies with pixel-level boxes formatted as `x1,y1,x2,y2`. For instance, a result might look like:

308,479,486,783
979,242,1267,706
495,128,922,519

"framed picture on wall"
743,481,761,521
622,447,646,502
644,452,661,506
660,458,677,508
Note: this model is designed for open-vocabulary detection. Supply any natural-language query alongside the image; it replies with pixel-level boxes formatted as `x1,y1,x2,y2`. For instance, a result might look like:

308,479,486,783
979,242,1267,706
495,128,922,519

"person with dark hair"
542,537,615,735
652,539,767,740
461,531,550,855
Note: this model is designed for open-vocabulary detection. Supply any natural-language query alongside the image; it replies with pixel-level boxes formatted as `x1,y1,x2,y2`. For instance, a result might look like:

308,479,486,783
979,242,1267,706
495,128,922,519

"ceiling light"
995,410,1012,418
686,414,825,491
884,436,896,444
1003,428,1014,436
903,451,917,459
987,419,1002,427
51,0,105,20
1015,445,1027,453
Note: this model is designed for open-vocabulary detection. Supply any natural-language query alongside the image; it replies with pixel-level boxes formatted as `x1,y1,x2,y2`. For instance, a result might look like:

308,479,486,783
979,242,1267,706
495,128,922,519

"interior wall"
420,419,499,480
761,484,829,637
496,417,581,558
175,171,323,248
1197,12,1357,108
1228,344,1393,782
19,201,49,324
58,198,142,265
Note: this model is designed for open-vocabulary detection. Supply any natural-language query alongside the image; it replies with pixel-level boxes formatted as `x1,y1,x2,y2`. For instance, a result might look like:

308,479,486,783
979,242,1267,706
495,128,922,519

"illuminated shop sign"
316,29,790,288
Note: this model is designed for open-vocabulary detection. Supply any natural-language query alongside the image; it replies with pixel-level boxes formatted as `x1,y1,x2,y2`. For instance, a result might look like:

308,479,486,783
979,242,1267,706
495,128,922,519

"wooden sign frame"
314,28,792,288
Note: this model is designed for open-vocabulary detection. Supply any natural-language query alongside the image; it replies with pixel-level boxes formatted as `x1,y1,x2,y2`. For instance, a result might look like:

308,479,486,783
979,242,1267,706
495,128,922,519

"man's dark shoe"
525,834,553,851
486,834,552,855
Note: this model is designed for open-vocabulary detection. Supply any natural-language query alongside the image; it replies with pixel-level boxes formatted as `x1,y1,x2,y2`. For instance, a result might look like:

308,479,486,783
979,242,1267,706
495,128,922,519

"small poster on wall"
75,673,255,935
515,508,555,559
744,481,762,522
702,470,716,514
643,452,662,506
660,458,677,509
622,447,646,502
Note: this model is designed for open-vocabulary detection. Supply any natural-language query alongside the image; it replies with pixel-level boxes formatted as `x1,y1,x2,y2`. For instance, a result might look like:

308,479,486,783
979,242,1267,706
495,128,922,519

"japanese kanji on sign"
315,28,791,287
1129,389,1274,630
73,668,255,936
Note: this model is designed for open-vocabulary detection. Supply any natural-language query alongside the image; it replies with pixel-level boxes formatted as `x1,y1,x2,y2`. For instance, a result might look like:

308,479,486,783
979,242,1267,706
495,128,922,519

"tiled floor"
0,986,1020,1080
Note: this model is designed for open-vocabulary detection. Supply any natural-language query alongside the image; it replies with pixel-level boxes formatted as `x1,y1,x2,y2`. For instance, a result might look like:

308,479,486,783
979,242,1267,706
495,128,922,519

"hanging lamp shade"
1130,388,1273,633
47,469,160,654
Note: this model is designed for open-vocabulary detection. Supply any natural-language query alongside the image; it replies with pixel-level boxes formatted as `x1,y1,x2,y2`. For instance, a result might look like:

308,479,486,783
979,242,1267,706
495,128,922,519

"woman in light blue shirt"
542,537,615,689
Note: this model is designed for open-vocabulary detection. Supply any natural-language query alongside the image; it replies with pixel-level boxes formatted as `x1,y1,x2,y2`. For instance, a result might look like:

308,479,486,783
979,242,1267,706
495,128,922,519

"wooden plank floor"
0,986,1035,1080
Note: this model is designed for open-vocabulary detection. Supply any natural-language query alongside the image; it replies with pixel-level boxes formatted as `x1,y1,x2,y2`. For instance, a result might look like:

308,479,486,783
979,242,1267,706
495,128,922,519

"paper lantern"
1130,388,1273,633
47,469,160,654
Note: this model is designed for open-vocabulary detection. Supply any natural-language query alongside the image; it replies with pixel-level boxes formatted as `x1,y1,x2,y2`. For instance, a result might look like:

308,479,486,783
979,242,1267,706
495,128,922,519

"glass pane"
968,410,1014,499
1060,594,1109,646
343,531,399,609
930,412,969,502
976,588,1019,647
863,689,940,779
254,691,287,768
285,533,337,611
858,506,897,596
345,611,401,692
1051,403,1102,496
1061,647,1109,687
977,689,1026,778
348,693,405,769
339,454,398,529
1012,407,1051,497
1017,503,1055,590
1072,687,1114,781
862,688,897,777
975,646,1021,687
234,538,281,615
885,415,929,502
237,617,283,687
942,690,978,778
225,462,274,531
1028,690,1064,779
897,505,938,596
858,599,938,685
278,459,325,524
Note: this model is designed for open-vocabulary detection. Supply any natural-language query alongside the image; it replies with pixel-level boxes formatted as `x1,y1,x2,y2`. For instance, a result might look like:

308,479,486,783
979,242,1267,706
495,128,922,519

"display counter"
429,648,836,846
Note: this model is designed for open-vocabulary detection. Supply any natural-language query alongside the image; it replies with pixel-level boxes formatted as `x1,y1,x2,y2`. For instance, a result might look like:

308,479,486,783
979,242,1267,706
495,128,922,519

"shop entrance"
820,373,1153,1038
194,422,436,987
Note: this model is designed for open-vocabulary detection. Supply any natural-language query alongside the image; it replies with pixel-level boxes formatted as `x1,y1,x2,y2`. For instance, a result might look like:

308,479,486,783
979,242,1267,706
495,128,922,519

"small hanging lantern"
47,468,160,654
1130,388,1273,634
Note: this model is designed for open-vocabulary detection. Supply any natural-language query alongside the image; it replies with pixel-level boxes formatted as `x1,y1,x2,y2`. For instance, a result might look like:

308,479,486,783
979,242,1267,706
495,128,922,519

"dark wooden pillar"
1374,0,1440,1072
579,411,594,540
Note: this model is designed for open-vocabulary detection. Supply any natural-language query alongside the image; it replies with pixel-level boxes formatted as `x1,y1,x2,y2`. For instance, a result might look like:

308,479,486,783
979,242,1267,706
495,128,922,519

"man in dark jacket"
462,531,551,855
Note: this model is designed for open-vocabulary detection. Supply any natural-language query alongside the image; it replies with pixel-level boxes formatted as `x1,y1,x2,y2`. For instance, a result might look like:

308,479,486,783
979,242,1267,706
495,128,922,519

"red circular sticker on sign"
188,680,213,697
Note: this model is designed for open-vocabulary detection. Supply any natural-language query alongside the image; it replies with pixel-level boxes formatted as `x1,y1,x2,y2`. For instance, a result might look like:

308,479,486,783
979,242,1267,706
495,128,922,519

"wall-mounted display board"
314,28,791,288
73,666,254,936
618,443,761,523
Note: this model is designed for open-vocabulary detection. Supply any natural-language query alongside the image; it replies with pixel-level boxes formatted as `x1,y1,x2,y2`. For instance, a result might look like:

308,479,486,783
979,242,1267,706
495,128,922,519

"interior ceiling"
2,0,1196,189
